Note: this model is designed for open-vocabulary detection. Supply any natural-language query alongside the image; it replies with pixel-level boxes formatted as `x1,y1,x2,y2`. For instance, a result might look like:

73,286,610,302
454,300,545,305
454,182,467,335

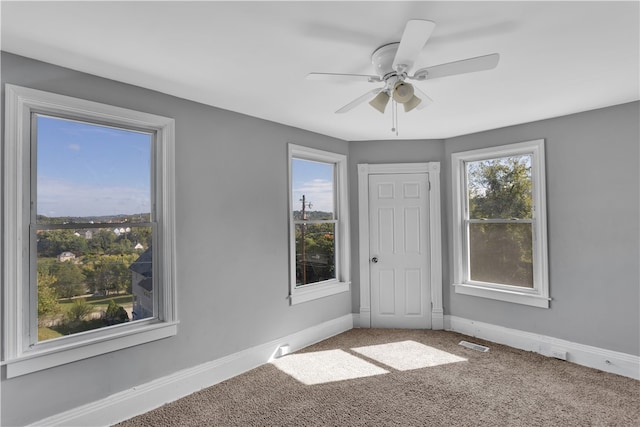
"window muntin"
4,84,176,377
288,144,350,304
451,140,549,308
32,115,156,343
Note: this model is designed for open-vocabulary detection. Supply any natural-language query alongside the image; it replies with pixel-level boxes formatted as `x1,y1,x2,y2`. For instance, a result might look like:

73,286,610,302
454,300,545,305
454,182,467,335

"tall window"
451,140,549,308
3,85,177,377
34,115,155,341
292,158,336,286
288,144,350,304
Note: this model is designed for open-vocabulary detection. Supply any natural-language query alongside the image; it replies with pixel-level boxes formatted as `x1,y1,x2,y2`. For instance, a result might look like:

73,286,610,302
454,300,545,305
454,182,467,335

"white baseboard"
29,313,637,426
353,310,369,328
29,314,354,427
354,310,444,329
446,315,640,380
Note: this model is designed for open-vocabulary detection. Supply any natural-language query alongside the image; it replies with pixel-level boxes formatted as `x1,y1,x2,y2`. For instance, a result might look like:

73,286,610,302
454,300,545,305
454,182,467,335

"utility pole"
300,195,312,285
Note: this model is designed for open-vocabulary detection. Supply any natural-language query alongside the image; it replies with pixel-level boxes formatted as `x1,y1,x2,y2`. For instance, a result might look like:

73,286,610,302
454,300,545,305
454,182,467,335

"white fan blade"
336,88,384,114
393,20,436,73
410,53,500,81
307,72,381,83
412,85,434,110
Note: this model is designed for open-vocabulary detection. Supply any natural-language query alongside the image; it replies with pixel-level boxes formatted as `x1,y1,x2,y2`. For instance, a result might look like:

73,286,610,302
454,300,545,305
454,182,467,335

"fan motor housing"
371,42,401,79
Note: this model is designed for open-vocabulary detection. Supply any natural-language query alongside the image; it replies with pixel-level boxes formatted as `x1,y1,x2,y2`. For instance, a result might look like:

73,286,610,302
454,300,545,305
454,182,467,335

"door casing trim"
357,163,443,329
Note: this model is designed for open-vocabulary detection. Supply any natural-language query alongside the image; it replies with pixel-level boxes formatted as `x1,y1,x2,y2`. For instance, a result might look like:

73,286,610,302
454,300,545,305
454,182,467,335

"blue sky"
37,115,336,217
36,115,152,217
291,158,334,214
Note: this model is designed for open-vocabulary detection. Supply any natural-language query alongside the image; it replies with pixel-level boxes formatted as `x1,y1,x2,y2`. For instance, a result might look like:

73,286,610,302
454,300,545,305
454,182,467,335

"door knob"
371,257,379,263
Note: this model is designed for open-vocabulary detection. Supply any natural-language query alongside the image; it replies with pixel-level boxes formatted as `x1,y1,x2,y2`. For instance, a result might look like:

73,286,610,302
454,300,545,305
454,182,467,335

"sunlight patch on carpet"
270,349,389,385
352,340,467,371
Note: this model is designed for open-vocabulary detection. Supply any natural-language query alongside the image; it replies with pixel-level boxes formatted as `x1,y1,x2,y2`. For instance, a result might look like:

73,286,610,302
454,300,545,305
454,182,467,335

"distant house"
57,251,76,262
74,230,93,239
134,243,144,250
129,246,153,321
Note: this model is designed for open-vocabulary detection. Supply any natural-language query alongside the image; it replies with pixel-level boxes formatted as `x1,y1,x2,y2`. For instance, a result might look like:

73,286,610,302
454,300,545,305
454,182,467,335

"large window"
3,85,177,377
451,140,549,308
288,144,350,304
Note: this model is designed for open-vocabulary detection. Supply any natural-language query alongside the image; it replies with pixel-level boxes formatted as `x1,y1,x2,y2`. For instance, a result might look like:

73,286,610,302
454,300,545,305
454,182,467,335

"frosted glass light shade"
369,91,390,113
403,95,422,112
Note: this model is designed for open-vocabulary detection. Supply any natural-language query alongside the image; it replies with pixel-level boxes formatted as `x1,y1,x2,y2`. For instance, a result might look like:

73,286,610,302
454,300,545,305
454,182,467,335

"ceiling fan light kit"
307,19,500,134
403,94,422,113
392,81,414,103
369,91,390,113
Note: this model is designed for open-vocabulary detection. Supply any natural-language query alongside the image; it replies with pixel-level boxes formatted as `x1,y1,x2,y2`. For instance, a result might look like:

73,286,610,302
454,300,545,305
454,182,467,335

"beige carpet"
115,329,640,426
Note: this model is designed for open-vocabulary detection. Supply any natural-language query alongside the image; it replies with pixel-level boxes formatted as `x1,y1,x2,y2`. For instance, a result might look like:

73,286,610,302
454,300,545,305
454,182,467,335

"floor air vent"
459,341,490,352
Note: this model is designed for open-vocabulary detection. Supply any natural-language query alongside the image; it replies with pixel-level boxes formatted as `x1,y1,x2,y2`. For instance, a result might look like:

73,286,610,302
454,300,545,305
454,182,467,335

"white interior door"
369,173,431,329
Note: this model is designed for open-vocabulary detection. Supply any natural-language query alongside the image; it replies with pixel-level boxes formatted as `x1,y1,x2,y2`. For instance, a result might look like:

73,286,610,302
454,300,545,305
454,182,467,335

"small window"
451,140,549,308
292,158,336,286
288,144,350,304
3,85,177,377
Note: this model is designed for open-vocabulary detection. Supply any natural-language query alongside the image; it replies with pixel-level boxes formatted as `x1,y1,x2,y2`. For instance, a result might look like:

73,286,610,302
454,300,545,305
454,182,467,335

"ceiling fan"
307,20,500,115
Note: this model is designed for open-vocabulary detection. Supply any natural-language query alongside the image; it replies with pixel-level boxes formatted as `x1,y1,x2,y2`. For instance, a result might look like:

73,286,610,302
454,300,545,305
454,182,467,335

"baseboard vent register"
276,344,291,358
459,341,490,352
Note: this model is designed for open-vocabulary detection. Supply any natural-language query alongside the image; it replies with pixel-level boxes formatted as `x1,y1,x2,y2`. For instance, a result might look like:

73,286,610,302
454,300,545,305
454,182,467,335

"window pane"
291,158,335,220
467,155,532,219
469,222,533,288
34,114,155,342
295,223,336,286
36,226,153,342
35,115,152,223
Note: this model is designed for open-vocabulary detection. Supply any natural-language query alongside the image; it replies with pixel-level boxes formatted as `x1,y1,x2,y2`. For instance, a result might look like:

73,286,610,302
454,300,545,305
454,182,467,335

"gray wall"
1,52,352,426
2,51,639,425
444,102,640,356
347,139,447,313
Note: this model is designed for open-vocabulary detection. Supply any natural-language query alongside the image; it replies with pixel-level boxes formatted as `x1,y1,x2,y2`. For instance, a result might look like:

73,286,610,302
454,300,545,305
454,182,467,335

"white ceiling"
2,1,638,141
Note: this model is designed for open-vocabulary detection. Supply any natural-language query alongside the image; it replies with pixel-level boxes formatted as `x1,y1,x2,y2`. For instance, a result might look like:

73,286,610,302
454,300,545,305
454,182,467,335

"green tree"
37,271,60,325
468,157,532,219
88,229,116,254
83,255,134,295
37,229,88,257
295,221,335,284
108,238,134,255
466,156,533,287
104,299,129,325
128,226,152,249
51,262,86,299
66,298,93,322
86,261,117,295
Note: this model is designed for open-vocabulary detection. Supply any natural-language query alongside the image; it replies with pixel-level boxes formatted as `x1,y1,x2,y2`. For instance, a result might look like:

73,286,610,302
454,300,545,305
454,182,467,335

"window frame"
3,84,177,377
288,144,350,304
451,139,550,308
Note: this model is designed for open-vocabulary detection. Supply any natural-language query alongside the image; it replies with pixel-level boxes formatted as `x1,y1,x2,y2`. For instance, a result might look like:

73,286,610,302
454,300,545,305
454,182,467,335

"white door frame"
357,162,444,329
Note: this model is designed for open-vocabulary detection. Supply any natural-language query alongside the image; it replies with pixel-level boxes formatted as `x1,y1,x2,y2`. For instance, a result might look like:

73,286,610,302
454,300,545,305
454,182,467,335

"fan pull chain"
391,100,399,136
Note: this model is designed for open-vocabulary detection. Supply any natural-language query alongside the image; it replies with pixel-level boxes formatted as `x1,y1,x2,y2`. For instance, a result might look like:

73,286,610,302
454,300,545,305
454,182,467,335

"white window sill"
290,281,350,305
453,282,550,308
2,321,178,378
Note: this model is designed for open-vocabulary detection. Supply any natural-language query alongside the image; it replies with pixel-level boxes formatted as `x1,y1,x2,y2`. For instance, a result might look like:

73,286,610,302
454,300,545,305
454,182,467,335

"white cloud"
293,178,333,212
37,177,150,217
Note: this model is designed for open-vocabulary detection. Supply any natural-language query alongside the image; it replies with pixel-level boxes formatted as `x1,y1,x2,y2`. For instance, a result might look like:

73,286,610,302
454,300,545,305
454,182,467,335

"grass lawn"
38,327,63,341
58,294,133,314
39,294,134,342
